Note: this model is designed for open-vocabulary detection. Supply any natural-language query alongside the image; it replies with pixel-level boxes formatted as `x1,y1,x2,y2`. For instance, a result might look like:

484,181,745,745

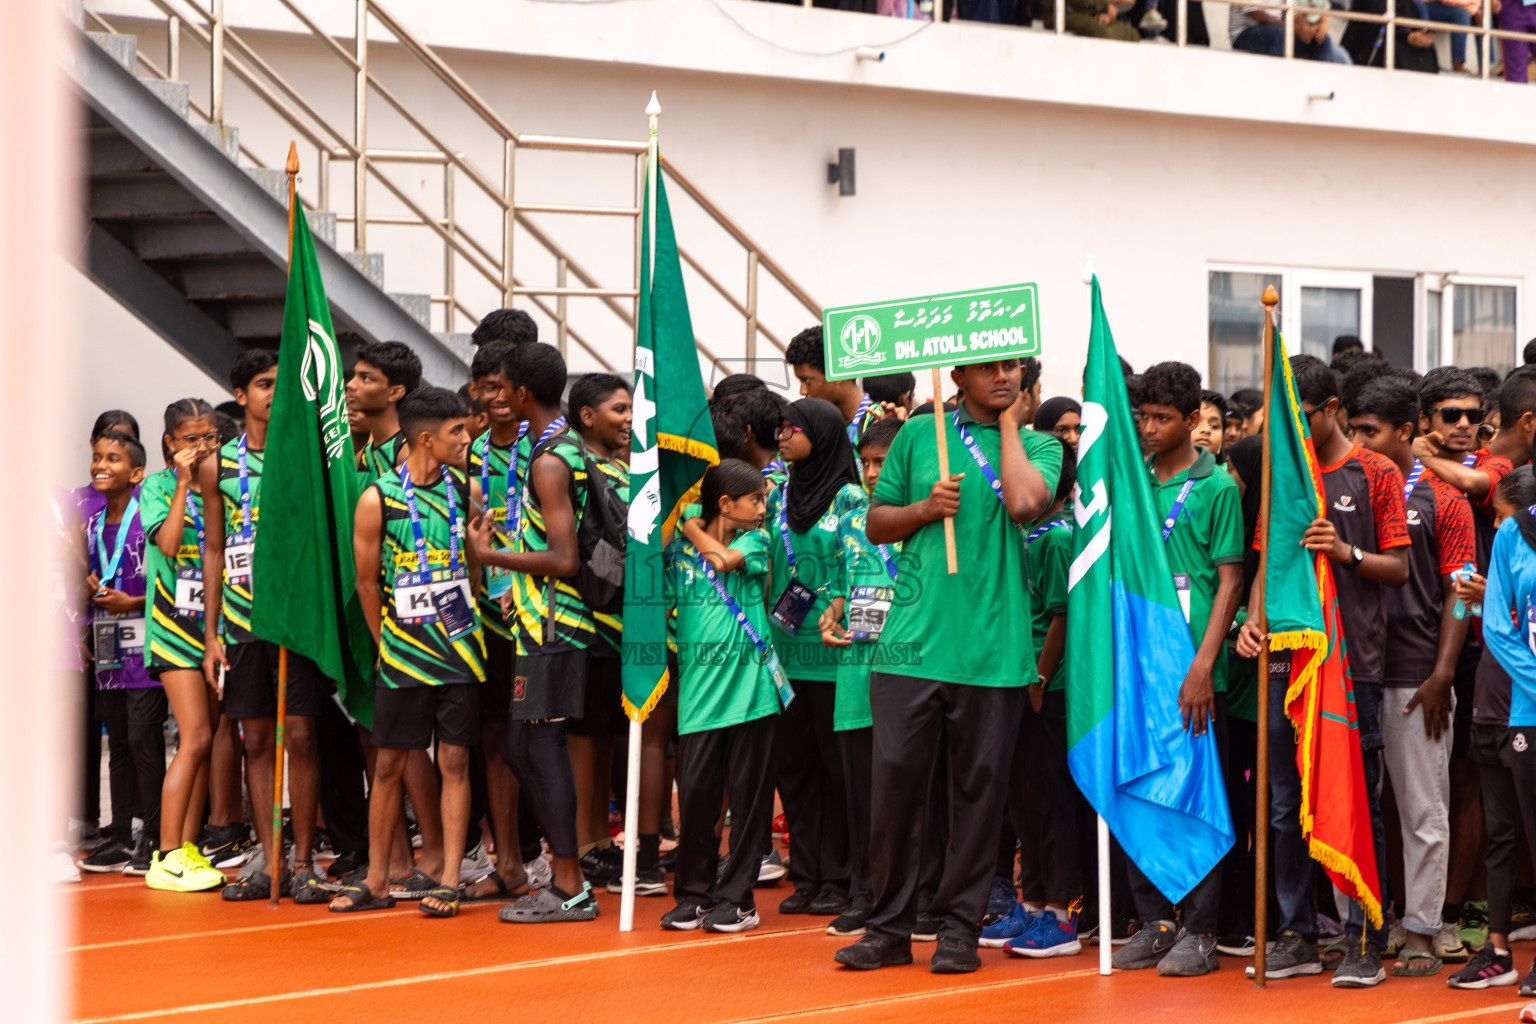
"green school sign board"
820,283,1041,382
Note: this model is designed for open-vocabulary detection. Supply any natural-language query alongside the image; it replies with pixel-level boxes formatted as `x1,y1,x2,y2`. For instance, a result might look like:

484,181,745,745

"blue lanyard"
400,464,460,576
1463,452,1478,468
235,433,255,541
1403,458,1425,504
848,394,872,445
92,498,140,588
509,417,566,540
775,482,799,575
1027,518,1070,545
695,549,773,656
952,409,1009,515
186,490,205,559
875,542,898,580
762,459,785,478
1161,478,1196,543
479,422,531,521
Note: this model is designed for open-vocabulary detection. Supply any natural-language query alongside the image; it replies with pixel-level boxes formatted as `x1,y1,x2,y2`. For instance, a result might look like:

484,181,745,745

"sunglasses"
1431,405,1485,426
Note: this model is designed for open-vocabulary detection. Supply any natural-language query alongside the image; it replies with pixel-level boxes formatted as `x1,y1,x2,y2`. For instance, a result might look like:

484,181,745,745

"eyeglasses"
1431,405,1485,426
175,432,221,445
777,425,804,438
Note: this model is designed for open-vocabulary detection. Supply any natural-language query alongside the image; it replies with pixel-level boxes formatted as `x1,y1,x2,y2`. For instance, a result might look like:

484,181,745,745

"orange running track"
67,867,1533,1024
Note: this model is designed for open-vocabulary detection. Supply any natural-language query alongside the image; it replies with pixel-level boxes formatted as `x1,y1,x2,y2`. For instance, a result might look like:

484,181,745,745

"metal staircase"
70,0,823,388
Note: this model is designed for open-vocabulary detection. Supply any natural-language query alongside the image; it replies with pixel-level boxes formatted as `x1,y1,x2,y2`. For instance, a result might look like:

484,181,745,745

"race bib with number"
394,569,477,643
847,584,895,643
224,540,254,588
93,614,145,671
174,568,205,619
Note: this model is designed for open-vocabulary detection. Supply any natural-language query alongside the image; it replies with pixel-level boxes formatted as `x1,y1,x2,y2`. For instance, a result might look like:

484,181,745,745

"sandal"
220,870,292,902
1390,948,1443,977
461,870,528,904
420,885,461,918
329,881,397,913
291,869,331,905
389,868,437,900
498,882,601,923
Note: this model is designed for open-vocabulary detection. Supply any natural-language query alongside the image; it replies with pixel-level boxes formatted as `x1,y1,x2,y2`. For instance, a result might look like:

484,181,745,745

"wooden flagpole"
1252,284,1279,982
270,141,299,908
930,367,958,574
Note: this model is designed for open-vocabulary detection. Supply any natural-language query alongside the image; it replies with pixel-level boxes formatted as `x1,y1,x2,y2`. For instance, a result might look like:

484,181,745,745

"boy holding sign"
835,358,1060,975
339,387,486,917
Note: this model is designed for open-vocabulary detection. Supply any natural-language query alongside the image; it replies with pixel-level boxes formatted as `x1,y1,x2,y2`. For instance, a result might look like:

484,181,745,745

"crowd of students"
54,311,1536,1001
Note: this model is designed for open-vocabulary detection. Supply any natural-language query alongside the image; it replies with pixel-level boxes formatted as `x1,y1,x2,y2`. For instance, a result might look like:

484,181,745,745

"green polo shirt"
1147,447,1244,694
766,481,868,682
871,407,1063,688
830,506,901,732
1027,517,1073,694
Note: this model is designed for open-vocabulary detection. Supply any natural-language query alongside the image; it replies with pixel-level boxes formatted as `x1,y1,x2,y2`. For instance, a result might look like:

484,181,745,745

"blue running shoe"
984,875,1017,922
980,901,1036,948
1006,899,1083,959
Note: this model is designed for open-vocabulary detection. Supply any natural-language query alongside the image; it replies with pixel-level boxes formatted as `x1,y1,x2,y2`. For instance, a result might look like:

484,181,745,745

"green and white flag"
249,203,378,727
621,144,717,721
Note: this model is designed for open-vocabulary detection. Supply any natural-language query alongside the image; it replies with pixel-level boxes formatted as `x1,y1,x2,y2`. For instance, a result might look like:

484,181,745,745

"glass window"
1453,285,1516,370
1425,290,1441,370
1299,287,1361,364
1209,271,1282,396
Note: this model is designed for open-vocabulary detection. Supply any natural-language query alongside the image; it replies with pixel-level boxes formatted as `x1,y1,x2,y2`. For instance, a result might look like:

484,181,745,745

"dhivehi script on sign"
821,283,1041,381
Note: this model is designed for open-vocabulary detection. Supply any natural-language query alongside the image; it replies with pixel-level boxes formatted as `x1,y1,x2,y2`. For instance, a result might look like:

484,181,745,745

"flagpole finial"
1262,284,1279,308
1081,256,1095,285
286,141,299,177
646,92,661,117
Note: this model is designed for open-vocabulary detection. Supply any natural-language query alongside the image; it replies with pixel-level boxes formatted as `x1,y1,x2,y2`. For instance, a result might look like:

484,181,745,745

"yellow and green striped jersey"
360,431,406,489
138,467,206,672
510,432,593,655
215,436,262,646
373,467,486,688
468,433,519,643
590,455,630,656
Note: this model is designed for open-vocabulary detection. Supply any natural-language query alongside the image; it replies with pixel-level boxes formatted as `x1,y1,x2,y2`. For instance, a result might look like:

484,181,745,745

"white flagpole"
619,90,662,935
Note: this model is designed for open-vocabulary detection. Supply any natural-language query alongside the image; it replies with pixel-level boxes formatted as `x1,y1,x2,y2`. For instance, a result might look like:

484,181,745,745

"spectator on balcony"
1422,0,1480,72
1232,0,1352,61
1342,0,1439,71
1501,0,1536,82
877,0,935,18
1044,0,1141,41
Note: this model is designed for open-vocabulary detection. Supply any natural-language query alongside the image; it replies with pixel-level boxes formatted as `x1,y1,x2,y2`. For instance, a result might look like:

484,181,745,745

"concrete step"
435,332,475,364
87,32,136,74
87,133,160,176
137,78,189,120
390,292,431,329
192,123,239,162
128,215,256,261
310,211,338,248
243,167,287,206
344,251,385,289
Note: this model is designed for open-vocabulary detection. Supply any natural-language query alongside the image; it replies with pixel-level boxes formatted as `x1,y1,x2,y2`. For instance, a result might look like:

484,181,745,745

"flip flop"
420,885,461,919
389,869,436,900
1390,948,1443,977
460,870,528,904
329,881,397,913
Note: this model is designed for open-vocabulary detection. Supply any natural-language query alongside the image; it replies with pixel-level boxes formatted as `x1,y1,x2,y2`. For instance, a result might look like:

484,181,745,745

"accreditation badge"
1173,573,1192,625
765,649,795,710
769,580,817,636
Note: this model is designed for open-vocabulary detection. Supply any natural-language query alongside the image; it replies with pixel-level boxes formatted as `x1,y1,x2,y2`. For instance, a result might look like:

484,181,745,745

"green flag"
622,155,717,721
249,203,378,728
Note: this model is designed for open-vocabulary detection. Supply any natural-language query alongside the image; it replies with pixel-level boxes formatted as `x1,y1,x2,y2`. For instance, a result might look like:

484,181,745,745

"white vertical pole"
1097,816,1112,975
619,90,663,935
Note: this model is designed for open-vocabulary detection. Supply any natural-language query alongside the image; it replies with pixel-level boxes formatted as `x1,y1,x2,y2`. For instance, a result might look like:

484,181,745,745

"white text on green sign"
820,283,1040,381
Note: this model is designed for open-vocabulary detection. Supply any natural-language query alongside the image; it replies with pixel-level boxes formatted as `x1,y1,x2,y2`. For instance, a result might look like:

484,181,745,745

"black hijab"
783,398,861,533
1034,397,1081,434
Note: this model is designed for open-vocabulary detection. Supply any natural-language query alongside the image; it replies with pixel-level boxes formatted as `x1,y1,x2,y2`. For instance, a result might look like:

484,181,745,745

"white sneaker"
460,840,495,884
53,845,82,884
238,842,267,882
1434,921,1470,963
1138,8,1168,32
1511,924,1536,942
525,852,552,890
758,850,787,885
1519,1001,1536,1023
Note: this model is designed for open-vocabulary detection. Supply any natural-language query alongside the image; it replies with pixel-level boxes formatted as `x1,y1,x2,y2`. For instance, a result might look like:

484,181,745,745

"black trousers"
1011,690,1082,904
97,688,168,843
1218,716,1258,937
839,726,874,913
316,696,370,857
1474,723,1519,934
1127,693,1228,935
504,719,578,859
675,714,778,910
867,674,1026,945
774,679,850,897
82,669,101,826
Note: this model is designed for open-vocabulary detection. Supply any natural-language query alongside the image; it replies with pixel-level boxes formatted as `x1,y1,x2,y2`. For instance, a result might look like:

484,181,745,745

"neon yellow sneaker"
145,843,224,892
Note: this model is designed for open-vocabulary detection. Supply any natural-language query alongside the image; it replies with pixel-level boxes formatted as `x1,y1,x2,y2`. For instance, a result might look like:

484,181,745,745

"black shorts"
481,632,515,726
1452,659,1478,760
511,647,586,721
1470,722,1511,769
371,682,481,749
659,651,680,710
569,653,626,737
222,640,330,720
94,686,169,726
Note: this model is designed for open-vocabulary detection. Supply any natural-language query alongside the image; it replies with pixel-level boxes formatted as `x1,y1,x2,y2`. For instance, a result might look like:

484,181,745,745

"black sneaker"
835,934,914,970
912,915,941,942
1447,944,1517,989
122,837,159,877
779,888,817,914
1245,930,1322,979
606,863,669,897
579,847,619,886
827,910,868,937
930,936,981,975
1519,957,1536,997
702,903,760,933
660,902,712,931
326,849,366,881
809,889,851,916
200,824,252,868
1332,943,1386,988
1157,931,1219,977
78,839,133,873
1216,933,1256,957
1112,919,1178,970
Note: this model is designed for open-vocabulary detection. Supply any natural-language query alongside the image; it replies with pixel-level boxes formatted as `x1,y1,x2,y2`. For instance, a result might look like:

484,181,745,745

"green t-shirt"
1148,448,1244,694
1026,517,1073,693
590,455,630,657
372,467,486,688
665,529,780,735
468,432,519,643
510,431,594,655
831,506,900,731
765,481,868,682
871,409,1063,687
138,467,206,672
1225,607,1258,723
215,436,262,646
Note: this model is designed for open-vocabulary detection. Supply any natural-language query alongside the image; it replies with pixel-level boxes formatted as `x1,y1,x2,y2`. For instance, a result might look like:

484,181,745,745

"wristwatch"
1343,545,1364,571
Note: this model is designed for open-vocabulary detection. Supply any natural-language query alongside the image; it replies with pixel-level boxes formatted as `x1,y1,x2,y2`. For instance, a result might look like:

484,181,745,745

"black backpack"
530,429,627,615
